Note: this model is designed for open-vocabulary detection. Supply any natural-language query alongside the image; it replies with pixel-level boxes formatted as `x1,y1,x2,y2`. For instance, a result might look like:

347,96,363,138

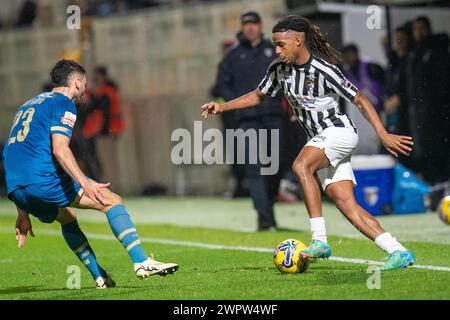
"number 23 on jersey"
8,107,35,145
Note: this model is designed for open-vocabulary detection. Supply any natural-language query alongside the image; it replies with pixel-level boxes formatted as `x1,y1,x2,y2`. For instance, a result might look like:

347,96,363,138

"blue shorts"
8,175,82,224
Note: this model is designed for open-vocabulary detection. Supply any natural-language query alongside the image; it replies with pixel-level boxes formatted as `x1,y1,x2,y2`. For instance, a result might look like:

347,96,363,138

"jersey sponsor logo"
298,95,316,108
313,135,326,142
284,94,315,108
61,111,77,127
64,111,76,120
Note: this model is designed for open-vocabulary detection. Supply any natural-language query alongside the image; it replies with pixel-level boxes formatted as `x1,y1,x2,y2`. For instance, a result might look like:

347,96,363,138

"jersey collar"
292,54,313,68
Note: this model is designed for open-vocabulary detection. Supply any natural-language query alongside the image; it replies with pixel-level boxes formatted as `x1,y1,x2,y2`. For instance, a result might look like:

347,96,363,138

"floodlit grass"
0,197,449,300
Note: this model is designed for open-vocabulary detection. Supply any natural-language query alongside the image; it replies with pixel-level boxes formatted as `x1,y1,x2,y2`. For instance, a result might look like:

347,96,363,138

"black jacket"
406,34,450,137
405,33,450,180
213,33,282,122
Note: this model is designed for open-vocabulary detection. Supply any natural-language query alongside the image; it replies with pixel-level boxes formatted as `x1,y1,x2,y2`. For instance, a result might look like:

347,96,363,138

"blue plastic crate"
352,155,395,216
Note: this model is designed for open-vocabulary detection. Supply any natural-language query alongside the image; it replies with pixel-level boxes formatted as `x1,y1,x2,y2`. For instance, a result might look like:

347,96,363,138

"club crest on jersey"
306,79,315,95
301,78,316,108
61,111,76,127
281,70,291,77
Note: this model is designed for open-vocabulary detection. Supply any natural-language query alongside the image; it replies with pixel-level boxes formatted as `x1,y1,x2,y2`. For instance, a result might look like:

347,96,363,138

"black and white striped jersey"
258,55,358,139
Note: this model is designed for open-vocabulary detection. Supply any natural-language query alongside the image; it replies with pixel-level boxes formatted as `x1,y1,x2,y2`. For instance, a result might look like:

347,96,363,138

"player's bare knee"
57,208,77,225
101,194,123,213
112,194,123,205
292,159,313,180
103,190,123,206
334,197,356,214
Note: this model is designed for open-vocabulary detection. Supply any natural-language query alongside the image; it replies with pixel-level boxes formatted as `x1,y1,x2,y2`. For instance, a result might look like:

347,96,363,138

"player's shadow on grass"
0,285,69,295
310,265,370,286
257,227,302,233
213,267,271,272
0,284,148,295
0,285,147,299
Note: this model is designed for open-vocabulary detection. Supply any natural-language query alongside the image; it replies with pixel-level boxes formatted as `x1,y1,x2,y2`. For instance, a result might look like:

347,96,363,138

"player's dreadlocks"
272,15,342,65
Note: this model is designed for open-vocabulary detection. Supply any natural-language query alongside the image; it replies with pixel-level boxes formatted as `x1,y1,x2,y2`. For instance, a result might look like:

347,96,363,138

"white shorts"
305,126,359,190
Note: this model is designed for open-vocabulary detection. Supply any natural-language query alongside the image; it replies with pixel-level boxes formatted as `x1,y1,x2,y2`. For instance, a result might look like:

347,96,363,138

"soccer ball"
273,239,309,273
438,195,450,224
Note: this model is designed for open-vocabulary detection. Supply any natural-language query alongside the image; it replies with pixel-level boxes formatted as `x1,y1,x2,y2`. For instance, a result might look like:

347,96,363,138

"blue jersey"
2,92,77,195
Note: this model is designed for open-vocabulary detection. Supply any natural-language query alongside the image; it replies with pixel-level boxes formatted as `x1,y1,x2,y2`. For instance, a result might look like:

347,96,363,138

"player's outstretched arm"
51,134,110,204
353,92,413,157
15,206,34,248
201,88,265,118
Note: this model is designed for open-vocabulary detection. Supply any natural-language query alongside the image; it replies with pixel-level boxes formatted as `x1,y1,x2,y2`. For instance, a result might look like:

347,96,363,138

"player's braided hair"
50,59,86,87
272,15,342,65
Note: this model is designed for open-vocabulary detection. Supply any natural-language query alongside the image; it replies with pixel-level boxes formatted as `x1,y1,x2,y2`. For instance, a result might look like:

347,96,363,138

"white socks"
308,219,406,254
310,217,327,244
375,232,406,254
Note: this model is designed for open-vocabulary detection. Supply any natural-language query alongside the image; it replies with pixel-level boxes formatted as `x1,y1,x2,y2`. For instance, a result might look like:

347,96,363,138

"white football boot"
134,258,179,279
95,274,116,289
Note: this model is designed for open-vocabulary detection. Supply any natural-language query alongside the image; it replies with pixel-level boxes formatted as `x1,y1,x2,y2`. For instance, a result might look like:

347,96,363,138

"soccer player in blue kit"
2,60,178,288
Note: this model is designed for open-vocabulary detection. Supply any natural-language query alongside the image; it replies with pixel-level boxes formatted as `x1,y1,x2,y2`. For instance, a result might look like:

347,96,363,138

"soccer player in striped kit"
202,15,415,270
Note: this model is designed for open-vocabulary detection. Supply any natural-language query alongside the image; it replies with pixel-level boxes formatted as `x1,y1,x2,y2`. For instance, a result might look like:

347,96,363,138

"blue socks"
106,205,147,263
61,220,107,280
62,204,147,282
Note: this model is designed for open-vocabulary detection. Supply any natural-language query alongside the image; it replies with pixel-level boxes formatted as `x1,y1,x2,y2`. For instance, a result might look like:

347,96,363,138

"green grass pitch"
0,197,449,300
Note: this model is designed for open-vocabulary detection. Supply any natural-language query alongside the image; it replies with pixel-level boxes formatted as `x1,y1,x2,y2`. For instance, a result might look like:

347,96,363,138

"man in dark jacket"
406,16,450,183
341,43,386,155
213,11,286,231
384,24,414,168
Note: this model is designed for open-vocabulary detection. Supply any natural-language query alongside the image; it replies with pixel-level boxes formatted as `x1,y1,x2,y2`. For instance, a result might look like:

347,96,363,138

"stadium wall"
3,1,447,195
0,0,286,195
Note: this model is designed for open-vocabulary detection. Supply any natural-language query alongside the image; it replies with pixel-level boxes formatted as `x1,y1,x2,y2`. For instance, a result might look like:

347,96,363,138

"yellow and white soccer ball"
273,239,309,273
438,195,450,225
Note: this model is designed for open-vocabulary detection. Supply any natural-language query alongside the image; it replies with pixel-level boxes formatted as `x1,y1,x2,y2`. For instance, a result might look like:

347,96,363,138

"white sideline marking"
1,227,450,272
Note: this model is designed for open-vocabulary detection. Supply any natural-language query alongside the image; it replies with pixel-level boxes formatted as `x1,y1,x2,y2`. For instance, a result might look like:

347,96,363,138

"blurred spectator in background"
16,0,36,27
34,0,55,27
212,11,286,230
384,24,413,135
92,0,126,16
82,66,124,191
5,0,203,29
406,16,450,184
342,44,386,155
210,39,244,198
72,86,105,182
91,66,124,138
384,24,413,167
125,0,160,10
277,97,307,204
83,0,160,16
